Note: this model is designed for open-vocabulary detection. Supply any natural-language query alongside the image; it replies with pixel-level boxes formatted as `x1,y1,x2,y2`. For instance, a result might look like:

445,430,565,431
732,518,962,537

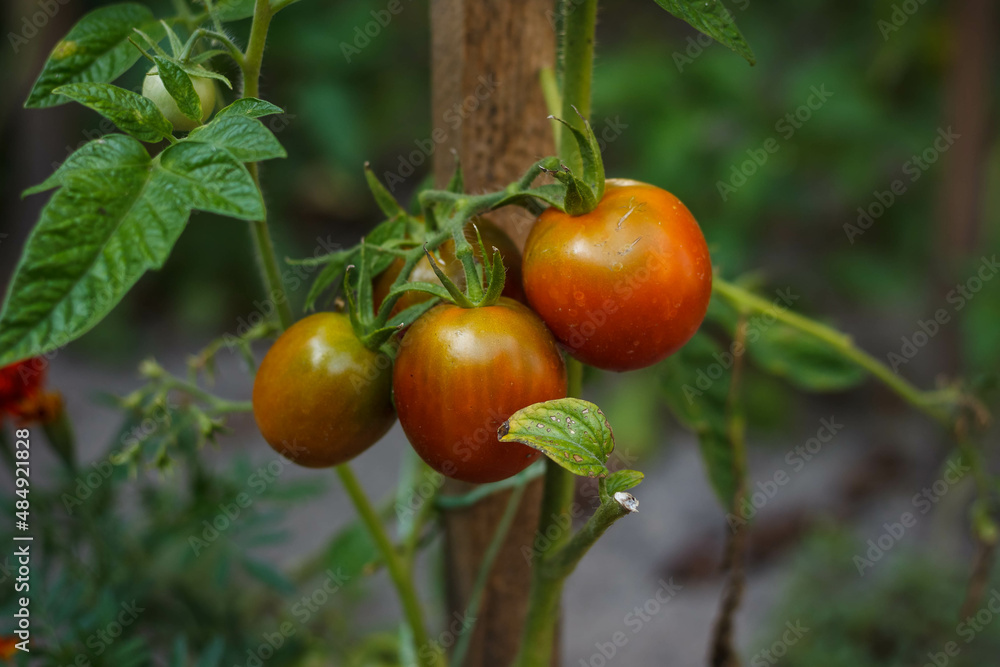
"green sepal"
542,164,597,217
152,56,202,121
551,108,605,202
132,27,171,60
446,153,464,194
384,281,453,304
365,163,406,219
386,298,440,329
421,246,475,308
451,224,483,303
161,20,184,58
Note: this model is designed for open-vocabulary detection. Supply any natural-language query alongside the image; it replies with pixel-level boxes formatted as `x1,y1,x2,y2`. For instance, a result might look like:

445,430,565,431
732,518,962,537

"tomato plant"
523,178,712,371
252,312,395,468
393,298,567,483
0,0,992,666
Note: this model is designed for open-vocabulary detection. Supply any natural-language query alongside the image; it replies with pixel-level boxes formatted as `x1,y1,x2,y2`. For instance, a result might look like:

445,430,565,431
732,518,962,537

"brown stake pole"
430,0,556,664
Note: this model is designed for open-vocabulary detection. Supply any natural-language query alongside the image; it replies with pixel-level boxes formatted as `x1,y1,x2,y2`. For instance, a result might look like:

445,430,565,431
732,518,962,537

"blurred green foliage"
757,528,1000,666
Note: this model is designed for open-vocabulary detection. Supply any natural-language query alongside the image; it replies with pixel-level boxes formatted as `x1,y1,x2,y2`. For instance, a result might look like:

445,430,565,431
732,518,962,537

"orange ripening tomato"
252,313,395,468
522,179,712,372
393,298,566,483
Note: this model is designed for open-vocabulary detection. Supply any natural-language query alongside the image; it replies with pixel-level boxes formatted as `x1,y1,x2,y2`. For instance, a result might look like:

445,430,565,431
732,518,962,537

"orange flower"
0,358,59,425
0,635,18,659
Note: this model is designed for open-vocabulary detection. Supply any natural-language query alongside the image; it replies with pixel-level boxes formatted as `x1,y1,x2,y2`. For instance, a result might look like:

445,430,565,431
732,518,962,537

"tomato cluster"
252,181,711,483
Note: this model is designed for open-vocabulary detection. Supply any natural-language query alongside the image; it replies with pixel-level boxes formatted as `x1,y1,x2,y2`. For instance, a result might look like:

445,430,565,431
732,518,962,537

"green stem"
241,0,293,331
712,277,959,424
450,482,528,667
558,0,598,174
334,466,444,667
513,0,599,661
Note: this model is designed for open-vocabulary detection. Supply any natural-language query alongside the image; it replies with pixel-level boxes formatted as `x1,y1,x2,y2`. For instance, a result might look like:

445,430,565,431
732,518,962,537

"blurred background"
1,0,998,665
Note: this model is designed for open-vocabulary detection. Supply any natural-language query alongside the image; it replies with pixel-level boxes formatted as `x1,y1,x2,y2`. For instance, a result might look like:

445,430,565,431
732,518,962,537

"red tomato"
393,298,566,483
522,179,712,371
252,313,395,467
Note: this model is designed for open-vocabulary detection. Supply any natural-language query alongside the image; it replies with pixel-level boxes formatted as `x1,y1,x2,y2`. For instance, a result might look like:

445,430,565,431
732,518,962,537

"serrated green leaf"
24,134,149,196
1,139,262,364
152,57,201,121
498,398,614,478
660,332,737,506
0,137,183,365
186,114,287,162
54,82,172,142
157,142,264,219
748,322,868,392
25,4,163,108
652,0,755,65
603,469,644,496
216,97,284,118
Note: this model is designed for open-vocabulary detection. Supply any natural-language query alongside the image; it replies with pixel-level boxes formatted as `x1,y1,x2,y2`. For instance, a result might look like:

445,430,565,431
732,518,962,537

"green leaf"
0,137,183,365
660,332,737,506
323,519,380,582
156,141,265,220
1,139,262,365
186,114,287,162
25,3,163,108
152,57,201,121
652,0,755,65
748,322,868,392
53,82,172,142
216,97,284,118
602,469,645,499
240,556,296,594
498,398,615,478
24,134,149,196
210,0,257,22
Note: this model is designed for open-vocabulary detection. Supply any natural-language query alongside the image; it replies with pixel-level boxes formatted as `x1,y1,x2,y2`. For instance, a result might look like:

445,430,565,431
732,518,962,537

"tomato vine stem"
513,0,600,664
712,276,965,425
242,0,294,332
334,465,445,667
